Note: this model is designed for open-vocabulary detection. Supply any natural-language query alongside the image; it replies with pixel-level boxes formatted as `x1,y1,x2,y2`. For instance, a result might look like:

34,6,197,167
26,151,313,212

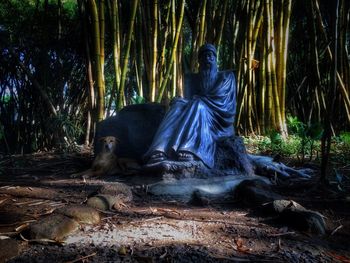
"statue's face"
199,50,216,70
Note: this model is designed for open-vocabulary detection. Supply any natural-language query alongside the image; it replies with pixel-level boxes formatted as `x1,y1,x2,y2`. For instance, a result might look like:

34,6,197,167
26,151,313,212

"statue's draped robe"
145,71,236,168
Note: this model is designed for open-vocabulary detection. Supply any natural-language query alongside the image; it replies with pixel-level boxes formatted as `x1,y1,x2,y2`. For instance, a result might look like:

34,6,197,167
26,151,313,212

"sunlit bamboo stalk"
148,0,158,102
99,0,105,79
198,0,207,47
117,0,138,109
89,0,104,121
171,0,177,97
215,0,228,57
156,0,185,102
111,0,121,97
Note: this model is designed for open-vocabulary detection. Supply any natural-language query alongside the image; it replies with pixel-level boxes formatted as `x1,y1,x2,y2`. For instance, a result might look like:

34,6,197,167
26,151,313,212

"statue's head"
198,44,217,59
198,44,217,72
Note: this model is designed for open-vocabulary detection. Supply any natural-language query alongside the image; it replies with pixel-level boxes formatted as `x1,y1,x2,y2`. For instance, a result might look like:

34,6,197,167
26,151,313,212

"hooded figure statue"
144,44,236,168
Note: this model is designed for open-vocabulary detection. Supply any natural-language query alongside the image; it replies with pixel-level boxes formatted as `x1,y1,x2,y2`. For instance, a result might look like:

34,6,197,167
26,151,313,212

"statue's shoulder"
218,70,236,82
218,70,235,78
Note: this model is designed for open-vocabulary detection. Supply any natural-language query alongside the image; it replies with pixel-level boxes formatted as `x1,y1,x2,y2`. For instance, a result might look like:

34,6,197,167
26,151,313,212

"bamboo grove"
0,0,349,154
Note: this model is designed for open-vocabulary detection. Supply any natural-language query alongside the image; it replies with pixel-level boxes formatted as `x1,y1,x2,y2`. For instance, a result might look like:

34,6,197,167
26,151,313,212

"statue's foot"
177,151,196,162
148,151,167,164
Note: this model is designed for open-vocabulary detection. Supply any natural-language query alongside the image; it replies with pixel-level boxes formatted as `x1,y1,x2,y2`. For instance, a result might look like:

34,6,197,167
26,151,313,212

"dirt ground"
0,152,349,263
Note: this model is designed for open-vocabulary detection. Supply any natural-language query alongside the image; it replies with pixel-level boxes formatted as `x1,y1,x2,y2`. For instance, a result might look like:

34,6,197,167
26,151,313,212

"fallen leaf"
234,237,250,253
118,246,127,256
234,237,243,248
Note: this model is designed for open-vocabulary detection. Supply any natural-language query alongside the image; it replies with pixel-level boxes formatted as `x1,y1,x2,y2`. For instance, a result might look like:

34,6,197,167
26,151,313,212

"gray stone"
55,205,101,224
268,200,326,236
28,214,79,241
99,183,133,202
86,194,118,211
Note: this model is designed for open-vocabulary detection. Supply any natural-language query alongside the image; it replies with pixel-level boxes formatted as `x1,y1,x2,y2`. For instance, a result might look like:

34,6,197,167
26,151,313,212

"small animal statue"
71,136,121,178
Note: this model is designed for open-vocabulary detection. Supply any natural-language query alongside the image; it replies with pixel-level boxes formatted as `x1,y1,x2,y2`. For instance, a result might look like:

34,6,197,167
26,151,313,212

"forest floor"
0,151,349,263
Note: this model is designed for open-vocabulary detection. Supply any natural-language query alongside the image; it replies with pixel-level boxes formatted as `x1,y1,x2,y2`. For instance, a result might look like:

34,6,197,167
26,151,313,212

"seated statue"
144,44,236,168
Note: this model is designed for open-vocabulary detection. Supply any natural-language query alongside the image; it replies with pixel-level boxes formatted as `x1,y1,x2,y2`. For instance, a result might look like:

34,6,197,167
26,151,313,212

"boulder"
87,194,119,211
95,103,165,161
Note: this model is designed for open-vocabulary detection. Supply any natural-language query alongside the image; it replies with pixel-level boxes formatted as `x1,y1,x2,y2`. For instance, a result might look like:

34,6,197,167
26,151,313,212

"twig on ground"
143,216,164,222
64,252,97,263
0,231,18,237
208,253,267,262
159,248,168,259
268,231,296,237
33,208,55,217
331,225,343,236
0,198,8,205
277,238,282,251
0,220,36,227
15,222,30,232
19,233,64,244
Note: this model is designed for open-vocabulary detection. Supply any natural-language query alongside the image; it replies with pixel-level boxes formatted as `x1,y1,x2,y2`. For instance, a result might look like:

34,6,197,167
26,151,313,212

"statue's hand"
170,97,188,105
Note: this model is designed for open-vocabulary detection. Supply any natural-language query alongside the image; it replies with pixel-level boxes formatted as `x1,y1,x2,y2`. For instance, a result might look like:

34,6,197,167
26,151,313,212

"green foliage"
286,115,323,161
268,131,301,156
0,123,4,141
339,132,350,146
331,132,350,165
48,113,83,145
286,115,303,135
286,115,323,140
245,128,350,167
0,95,10,104
245,117,311,157
243,135,301,156
131,95,146,105
62,0,77,18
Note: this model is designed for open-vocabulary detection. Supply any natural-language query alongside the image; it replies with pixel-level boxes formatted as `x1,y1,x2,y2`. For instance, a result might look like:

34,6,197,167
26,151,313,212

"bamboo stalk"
149,0,158,102
215,0,228,57
156,0,185,103
111,0,121,98
246,0,254,134
78,0,95,144
136,8,144,97
279,0,292,134
99,0,105,78
259,23,266,133
177,30,183,97
269,0,286,136
198,0,207,47
276,0,284,100
265,0,274,130
117,0,139,109
171,0,177,97
159,2,171,91
89,0,104,121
